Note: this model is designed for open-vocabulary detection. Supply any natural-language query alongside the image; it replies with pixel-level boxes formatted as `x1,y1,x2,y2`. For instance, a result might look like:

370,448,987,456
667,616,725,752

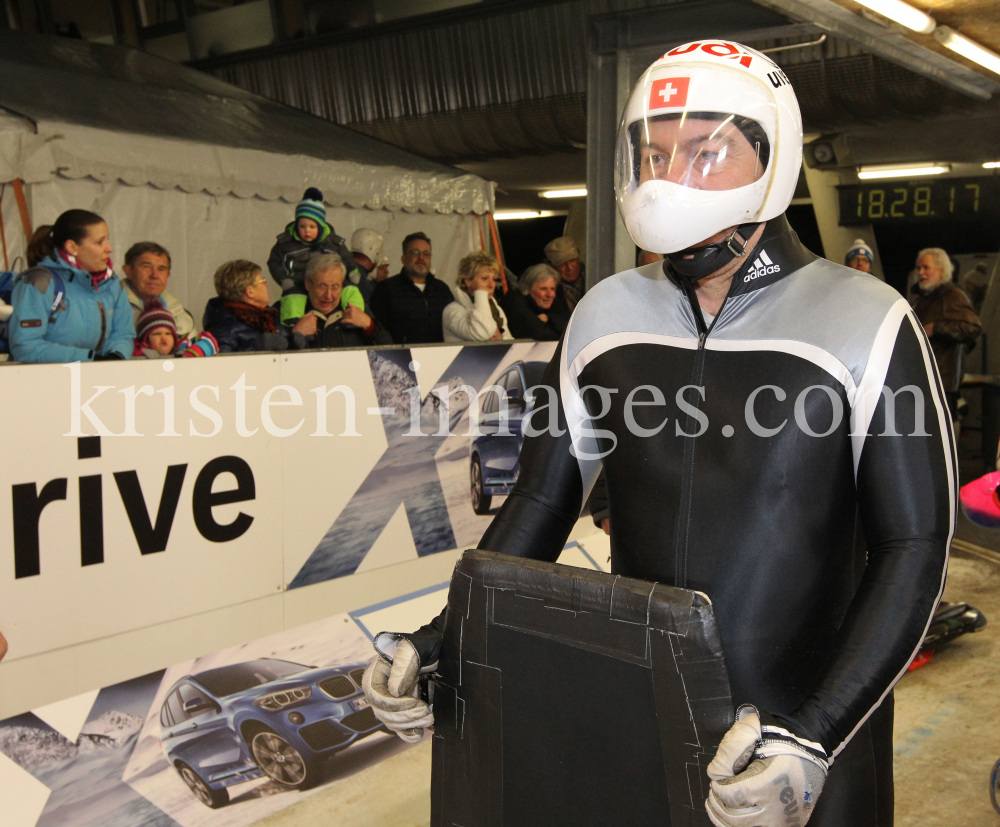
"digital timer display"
837,176,999,226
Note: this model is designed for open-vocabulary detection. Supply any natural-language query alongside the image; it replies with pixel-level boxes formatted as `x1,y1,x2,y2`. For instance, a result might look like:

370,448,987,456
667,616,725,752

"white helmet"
615,41,803,254
350,228,384,265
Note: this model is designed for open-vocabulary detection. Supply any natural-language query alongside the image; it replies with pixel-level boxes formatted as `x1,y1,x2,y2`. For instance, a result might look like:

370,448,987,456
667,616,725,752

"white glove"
706,705,828,827
361,637,434,743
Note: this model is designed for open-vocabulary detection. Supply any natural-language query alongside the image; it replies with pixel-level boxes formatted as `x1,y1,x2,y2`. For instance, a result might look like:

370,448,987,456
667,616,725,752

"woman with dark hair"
10,209,134,363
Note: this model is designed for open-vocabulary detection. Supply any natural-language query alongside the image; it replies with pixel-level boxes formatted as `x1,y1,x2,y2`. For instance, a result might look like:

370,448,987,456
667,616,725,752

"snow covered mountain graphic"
289,344,510,587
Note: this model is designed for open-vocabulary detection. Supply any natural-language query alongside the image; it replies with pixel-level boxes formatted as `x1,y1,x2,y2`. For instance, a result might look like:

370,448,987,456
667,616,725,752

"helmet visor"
628,112,769,192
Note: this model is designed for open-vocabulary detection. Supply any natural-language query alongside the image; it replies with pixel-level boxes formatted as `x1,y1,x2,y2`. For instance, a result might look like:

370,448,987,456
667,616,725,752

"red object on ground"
959,470,1000,528
907,651,934,671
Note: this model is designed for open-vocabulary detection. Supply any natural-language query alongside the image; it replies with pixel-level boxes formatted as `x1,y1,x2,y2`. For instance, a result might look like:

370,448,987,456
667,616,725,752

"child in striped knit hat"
266,187,359,295
133,299,218,358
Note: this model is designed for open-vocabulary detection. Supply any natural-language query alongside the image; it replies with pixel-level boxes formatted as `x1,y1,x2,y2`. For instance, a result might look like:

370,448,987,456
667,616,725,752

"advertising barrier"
0,340,613,827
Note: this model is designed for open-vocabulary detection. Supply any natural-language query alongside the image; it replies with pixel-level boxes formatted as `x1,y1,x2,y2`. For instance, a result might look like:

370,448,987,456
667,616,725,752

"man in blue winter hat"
845,238,875,273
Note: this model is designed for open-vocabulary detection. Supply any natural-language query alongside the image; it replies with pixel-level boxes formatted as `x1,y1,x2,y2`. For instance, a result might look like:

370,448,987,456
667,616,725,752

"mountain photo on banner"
289,343,511,588
0,671,181,827
0,613,417,827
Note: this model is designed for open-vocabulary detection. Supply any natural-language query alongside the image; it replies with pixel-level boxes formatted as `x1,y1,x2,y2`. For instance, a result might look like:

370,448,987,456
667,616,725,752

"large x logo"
289,345,510,588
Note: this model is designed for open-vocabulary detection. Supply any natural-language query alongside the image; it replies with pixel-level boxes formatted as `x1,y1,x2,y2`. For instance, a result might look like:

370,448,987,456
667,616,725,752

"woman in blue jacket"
10,209,134,363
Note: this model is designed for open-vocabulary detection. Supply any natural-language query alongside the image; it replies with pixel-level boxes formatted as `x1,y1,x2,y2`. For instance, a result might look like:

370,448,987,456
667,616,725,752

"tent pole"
487,213,508,293
11,179,31,241
0,184,8,270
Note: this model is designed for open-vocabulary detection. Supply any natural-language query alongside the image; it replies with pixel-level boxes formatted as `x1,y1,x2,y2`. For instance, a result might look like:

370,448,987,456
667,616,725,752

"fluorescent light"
493,210,567,221
857,163,950,180
854,0,935,34
540,188,587,199
984,162,1000,169
494,211,541,220
935,27,1000,77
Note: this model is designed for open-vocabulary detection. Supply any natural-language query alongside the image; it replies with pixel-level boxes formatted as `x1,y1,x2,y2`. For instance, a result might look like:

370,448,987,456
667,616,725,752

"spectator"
369,232,453,344
26,225,53,267
374,254,391,283
544,235,586,311
349,227,384,301
267,188,357,295
637,250,663,267
964,261,991,314
443,251,512,342
121,241,195,339
503,263,570,341
203,259,291,353
845,238,874,273
283,253,391,348
132,299,218,359
10,209,134,363
910,247,982,419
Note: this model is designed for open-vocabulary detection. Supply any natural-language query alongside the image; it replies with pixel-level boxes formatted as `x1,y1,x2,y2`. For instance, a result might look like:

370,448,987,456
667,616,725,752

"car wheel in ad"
251,730,316,788
177,763,229,808
991,757,1000,814
471,457,492,515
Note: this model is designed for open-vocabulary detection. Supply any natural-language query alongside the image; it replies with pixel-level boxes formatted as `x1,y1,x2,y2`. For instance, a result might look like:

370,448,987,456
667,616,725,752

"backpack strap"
48,270,66,323
17,266,67,323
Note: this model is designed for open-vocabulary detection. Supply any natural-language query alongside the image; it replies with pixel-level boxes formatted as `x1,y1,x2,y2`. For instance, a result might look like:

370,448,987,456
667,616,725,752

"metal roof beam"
751,0,998,100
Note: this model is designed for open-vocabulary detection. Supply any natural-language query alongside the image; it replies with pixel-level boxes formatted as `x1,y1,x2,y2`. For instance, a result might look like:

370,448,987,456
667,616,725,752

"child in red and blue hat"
133,299,218,358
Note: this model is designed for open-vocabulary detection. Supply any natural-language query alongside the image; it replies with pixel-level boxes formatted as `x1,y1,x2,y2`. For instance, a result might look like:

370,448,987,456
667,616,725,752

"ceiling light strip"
493,210,567,221
935,27,1000,78
540,188,587,199
857,164,950,180
853,0,935,34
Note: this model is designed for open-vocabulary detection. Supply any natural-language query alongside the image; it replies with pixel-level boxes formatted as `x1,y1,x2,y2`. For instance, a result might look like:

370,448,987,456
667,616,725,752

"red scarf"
57,249,113,290
223,301,278,333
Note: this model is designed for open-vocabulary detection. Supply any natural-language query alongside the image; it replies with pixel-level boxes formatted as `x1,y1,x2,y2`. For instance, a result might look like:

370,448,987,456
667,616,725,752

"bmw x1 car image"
469,360,546,514
158,658,382,808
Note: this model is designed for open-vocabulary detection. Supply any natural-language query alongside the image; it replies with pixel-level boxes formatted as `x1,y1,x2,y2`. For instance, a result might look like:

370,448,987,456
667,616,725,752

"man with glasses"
369,232,454,344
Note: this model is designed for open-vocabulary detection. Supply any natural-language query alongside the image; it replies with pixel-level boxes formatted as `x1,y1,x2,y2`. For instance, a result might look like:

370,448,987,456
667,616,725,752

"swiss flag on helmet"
648,77,690,110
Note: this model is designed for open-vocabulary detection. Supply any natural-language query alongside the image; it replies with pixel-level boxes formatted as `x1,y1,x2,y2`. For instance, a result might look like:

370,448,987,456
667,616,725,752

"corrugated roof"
0,28,473,178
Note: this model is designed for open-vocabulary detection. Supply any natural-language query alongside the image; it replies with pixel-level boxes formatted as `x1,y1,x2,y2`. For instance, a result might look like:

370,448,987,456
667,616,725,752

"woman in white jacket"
442,251,514,342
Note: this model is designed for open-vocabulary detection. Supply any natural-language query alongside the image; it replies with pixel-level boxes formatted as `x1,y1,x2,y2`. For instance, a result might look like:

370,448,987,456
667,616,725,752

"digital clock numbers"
837,176,998,226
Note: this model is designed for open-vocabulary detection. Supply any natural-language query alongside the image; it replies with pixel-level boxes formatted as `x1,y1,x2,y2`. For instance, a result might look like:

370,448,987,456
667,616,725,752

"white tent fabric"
0,177,480,331
0,116,493,215
0,110,489,329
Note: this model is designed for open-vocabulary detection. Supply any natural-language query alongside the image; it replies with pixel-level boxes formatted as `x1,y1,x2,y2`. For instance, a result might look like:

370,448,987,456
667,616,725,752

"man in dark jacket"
544,235,587,311
368,232,453,344
910,246,981,418
283,254,392,348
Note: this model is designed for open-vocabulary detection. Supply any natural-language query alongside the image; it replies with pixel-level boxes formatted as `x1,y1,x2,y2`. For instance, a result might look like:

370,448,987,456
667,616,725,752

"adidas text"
744,250,780,282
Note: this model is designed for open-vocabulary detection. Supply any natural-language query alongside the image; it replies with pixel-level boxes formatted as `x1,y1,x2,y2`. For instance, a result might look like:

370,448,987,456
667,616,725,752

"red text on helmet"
665,42,753,68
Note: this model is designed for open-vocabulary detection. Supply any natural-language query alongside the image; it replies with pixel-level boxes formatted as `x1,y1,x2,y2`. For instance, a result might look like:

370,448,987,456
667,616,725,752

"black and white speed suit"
412,216,954,825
